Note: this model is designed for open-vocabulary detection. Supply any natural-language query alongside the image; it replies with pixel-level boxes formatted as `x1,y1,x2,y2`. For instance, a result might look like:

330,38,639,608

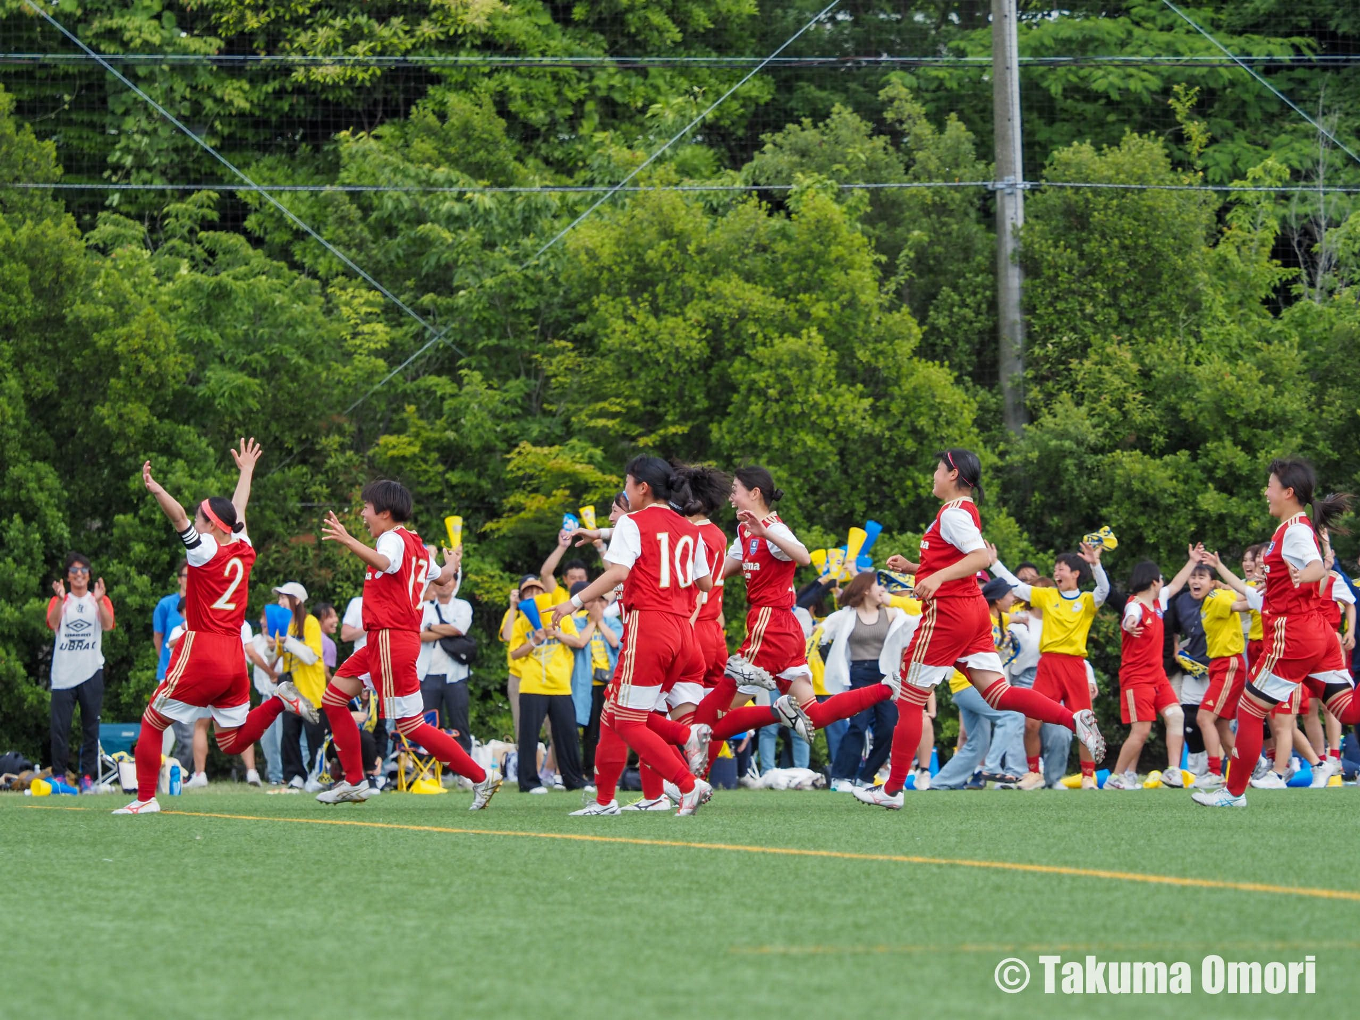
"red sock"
1325,689,1360,725
593,718,629,805
134,708,169,801
323,685,365,785
1027,755,1041,774
1227,703,1268,797
883,693,928,795
709,703,777,743
805,683,890,727
673,707,696,727
1207,755,1222,777
615,715,694,793
1080,760,1095,778
1330,748,1342,761
398,719,486,783
985,680,1075,729
215,698,285,755
647,711,690,747
641,764,665,800
694,679,736,729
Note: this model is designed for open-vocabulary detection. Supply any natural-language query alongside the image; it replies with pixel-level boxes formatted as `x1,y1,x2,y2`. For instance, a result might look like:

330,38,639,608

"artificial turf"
3,783,1356,1019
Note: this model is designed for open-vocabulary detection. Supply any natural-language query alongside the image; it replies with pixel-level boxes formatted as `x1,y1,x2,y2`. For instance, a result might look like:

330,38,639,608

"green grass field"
3,784,1356,1019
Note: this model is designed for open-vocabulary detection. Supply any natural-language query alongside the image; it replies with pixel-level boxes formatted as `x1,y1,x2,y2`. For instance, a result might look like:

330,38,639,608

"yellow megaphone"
579,505,597,530
810,549,828,576
825,547,845,581
1143,769,1162,789
444,515,463,550
845,527,868,566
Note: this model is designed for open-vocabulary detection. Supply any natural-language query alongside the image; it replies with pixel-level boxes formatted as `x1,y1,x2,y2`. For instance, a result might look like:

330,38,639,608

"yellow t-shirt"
947,669,971,694
1028,587,1099,657
576,613,611,673
1201,588,1245,659
500,607,522,678
808,626,828,696
1245,580,1264,641
889,594,923,615
512,611,578,696
283,614,327,707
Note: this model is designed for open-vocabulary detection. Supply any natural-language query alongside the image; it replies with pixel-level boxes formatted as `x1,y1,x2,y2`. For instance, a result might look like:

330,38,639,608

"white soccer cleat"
185,771,209,789
724,654,777,691
1191,787,1247,808
1072,709,1106,764
1104,771,1138,790
1250,770,1287,790
1159,767,1185,788
622,796,674,812
245,768,261,787
829,778,857,793
676,779,712,816
112,797,161,815
683,723,713,776
274,680,320,724
1309,759,1336,788
469,773,502,811
772,695,816,742
316,779,369,804
1017,770,1046,791
1190,772,1223,790
853,784,903,810
570,799,621,816
880,672,903,700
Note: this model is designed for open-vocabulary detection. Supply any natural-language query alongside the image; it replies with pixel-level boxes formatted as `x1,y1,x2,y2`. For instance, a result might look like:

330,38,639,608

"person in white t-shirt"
45,552,115,790
418,577,474,751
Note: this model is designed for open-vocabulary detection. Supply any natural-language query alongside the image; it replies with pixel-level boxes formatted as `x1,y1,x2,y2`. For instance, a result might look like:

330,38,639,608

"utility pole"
993,0,1027,433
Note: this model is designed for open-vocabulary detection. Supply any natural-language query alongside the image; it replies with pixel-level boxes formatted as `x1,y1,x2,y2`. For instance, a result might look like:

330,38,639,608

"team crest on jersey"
749,538,760,554
1071,601,1083,612
1265,541,1275,556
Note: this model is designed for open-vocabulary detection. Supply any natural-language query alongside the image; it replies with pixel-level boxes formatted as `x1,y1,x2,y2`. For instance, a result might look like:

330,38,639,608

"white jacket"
818,605,918,693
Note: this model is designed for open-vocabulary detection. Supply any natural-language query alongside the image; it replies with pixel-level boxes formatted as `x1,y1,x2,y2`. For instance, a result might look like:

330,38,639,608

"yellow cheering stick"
825,547,846,581
842,527,868,580
579,505,597,531
444,515,463,550
1175,650,1208,677
809,548,829,577
1082,525,1118,551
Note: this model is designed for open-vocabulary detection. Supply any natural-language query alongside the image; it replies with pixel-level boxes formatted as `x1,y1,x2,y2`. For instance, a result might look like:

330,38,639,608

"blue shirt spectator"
152,563,189,680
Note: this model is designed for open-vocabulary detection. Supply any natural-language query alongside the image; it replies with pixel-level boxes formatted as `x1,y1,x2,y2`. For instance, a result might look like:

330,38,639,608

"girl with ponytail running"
855,449,1106,810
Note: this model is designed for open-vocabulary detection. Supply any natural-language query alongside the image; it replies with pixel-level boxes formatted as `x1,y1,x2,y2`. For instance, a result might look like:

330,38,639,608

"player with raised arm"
115,440,319,815
317,480,500,809
1193,459,1358,808
856,450,1104,809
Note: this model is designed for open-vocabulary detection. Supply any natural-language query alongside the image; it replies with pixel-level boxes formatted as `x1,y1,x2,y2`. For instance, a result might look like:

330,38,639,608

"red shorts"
1246,638,1263,667
610,609,698,712
1120,680,1177,724
1252,614,1340,702
900,595,1000,684
336,628,422,719
739,605,808,680
1273,684,1309,717
695,617,729,689
153,630,250,727
1319,631,1347,673
1201,654,1247,719
1033,652,1092,712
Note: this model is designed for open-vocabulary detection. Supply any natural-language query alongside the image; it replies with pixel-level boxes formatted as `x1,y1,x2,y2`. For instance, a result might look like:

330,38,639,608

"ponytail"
202,495,244,534
733,465,784,507
671,461,730,518
1315,493,1353,534
624,455,698,514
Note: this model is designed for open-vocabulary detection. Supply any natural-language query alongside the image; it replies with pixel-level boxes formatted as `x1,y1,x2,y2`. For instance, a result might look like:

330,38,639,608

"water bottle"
168,763,182,796
929,746,940,777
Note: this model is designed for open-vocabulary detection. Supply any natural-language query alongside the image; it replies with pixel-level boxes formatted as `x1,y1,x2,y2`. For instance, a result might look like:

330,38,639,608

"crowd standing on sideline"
26,440,1360,816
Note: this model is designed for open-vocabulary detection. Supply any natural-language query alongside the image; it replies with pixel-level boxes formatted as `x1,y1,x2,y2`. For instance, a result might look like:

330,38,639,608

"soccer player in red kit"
696,466,902,754
856,449,1105,809
115,440,319,815
1194,459,1357,808
317,480,500,808
554,456,714,816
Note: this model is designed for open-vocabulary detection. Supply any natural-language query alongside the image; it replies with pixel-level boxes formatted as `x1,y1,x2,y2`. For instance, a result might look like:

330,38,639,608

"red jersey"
361,527,436,632
918,499,985,599
184,534,257,637
695,519,728,623
606,504,709,616
1320,575,1343,630
1119,594,1167,686
729,513,798,610
1260,513,1321,620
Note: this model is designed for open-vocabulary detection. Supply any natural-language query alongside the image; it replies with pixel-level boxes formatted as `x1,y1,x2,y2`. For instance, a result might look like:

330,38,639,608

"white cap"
273,581,308,603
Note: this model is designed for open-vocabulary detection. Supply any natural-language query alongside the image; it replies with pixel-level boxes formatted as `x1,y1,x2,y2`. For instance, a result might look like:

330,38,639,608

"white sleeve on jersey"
1243,585,1264,612
240,622,253,645
1281,522,1322,570
727,534,743,560
763,521,805,563
692,535,711,580
182,528,219,568
1331,575,1356,605
603,513,643,569
1121,602,1143,631
375,530,405,575
1157,587,1172,611
938,507,986,554
343,597,363,630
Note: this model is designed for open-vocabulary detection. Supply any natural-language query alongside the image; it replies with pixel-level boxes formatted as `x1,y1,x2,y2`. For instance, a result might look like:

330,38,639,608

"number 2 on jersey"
209,557,245,611
655,533,696,589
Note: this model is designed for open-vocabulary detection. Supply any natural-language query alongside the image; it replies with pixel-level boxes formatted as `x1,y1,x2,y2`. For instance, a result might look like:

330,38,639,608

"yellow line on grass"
25,804,1360,902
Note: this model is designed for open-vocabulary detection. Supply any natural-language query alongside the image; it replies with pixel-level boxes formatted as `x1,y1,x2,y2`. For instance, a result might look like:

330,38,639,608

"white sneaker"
1017,770,1046,791
913,768,931,791
1190,771,1223,790
469,773,502,811
287,775,305,789
1191,787,1247,808
1160,767,1184,788
303,778,324,793
583,783,597,794
185,771,209,789
829,778,857,793
112,797,161,815
245,769,261,787
1250,770,1287,789
1104,771,1138,790
853,784,903,810
316,779,370,804
363,777,383,796
683,723,713,775
570,799,621,816
1072,709,1106,763
527,785,549,795
1311,759,1338,788
676,779,711,816
724,654,777,691
1251,757,1272,781
622,796,673,812
772,694,816,742
880,672,902,700
274,679,320,724
662,778,710,805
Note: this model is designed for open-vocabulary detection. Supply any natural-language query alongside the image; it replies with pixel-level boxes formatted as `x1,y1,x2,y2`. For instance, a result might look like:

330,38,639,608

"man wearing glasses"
45,553,115,791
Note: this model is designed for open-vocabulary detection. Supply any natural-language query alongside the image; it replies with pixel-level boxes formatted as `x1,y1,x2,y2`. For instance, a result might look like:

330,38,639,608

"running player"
1104,554,1198,789
115,440,319,815
1194,554,1249,789
317,480,500,809
856,449,1104,809
673,463,732,727
554,456,713,816
1194,459,1357,807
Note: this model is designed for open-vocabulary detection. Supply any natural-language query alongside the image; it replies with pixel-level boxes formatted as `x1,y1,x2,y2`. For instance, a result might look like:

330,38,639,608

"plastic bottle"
168,763,182,796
